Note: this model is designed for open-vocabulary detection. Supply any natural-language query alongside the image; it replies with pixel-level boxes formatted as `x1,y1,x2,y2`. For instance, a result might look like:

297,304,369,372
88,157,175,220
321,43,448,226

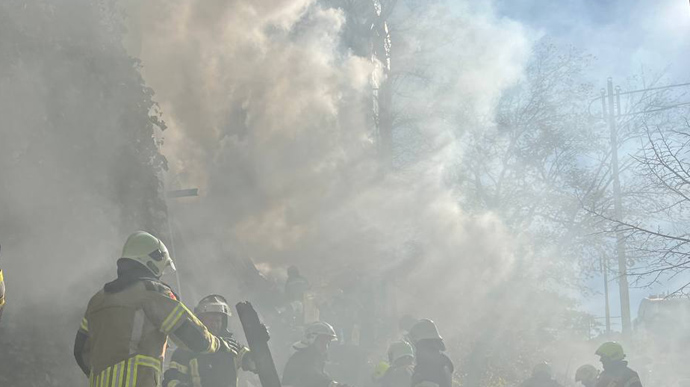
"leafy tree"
0,1,167,385
455,42,599,285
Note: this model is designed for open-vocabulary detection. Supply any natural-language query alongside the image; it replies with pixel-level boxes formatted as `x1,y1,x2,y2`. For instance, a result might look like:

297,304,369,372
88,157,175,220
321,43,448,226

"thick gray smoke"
0,0,603,386
121,0,586,384
124,0,529,286
121,0,528,305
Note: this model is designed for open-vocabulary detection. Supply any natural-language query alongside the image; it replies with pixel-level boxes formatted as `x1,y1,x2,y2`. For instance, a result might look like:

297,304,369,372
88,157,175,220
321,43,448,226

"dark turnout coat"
282,346,334,387
595,361,642,387
163,335,249,387
411,351,454,387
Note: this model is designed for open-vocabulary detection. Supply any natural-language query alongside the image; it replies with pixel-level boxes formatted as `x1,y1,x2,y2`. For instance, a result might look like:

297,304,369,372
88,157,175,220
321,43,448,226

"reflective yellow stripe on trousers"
90,355,161,387
190,358,202,387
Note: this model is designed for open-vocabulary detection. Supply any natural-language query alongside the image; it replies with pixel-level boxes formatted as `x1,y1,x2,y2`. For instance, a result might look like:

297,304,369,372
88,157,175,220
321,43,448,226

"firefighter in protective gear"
374,341,414,387
409,319,454,387
163,295,255,387
594,342,642,387
73,231,235,387
285,266,310,303
519,362,563,387
575,365,600,387
282,321,349,387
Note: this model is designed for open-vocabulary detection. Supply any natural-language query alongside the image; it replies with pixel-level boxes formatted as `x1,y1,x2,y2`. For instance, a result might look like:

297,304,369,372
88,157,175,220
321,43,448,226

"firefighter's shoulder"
141,279,178,300
86,287,106,310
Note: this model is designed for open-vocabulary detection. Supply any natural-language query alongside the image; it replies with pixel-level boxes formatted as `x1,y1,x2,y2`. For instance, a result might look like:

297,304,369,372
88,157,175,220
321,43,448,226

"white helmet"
121,231,175,278
195,294,232,317
195,294,232,332
293,321,337,349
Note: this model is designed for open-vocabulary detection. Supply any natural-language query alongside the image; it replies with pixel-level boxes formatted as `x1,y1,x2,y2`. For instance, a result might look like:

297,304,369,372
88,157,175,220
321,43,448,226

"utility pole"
601,253,611,336
603,78,632,334
589,79,690,334
371,1,394,168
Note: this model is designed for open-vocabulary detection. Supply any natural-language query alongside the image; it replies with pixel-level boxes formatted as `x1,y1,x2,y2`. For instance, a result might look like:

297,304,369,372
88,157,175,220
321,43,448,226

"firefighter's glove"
220,337,240,355
243,352,258,373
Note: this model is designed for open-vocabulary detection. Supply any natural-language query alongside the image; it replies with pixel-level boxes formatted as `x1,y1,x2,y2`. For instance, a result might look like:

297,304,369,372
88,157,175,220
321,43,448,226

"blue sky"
495,0,690,81
491,0,690,326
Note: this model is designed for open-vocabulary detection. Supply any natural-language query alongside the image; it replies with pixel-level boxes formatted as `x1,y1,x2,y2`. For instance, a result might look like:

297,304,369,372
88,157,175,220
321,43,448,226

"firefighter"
519,363,562,387
283,266,310,325
73,231,236,387
374,341,415,387
408,319,454,387
594,342,642,387
282,321,349,387
575,364,600,387
163,294,254,387
0,244,4,323
285,265,310,303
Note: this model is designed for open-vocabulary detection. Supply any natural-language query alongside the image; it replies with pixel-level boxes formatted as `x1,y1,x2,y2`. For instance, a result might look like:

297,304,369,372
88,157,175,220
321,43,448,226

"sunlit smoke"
121,0,572,383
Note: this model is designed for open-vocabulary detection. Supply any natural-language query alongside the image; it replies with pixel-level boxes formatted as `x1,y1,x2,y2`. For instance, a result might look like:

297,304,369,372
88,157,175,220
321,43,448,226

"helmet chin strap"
222,314,229,333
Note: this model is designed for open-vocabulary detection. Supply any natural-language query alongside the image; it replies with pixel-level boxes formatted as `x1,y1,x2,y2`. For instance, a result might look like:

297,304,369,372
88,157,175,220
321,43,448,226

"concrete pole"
607,78,632,334
602,254,611,335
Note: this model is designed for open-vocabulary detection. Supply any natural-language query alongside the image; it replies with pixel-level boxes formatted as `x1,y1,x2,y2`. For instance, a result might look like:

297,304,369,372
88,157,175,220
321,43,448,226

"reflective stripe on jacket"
89,354,162,387
0,269,5,320
163,338,249,387
75,278,221,387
